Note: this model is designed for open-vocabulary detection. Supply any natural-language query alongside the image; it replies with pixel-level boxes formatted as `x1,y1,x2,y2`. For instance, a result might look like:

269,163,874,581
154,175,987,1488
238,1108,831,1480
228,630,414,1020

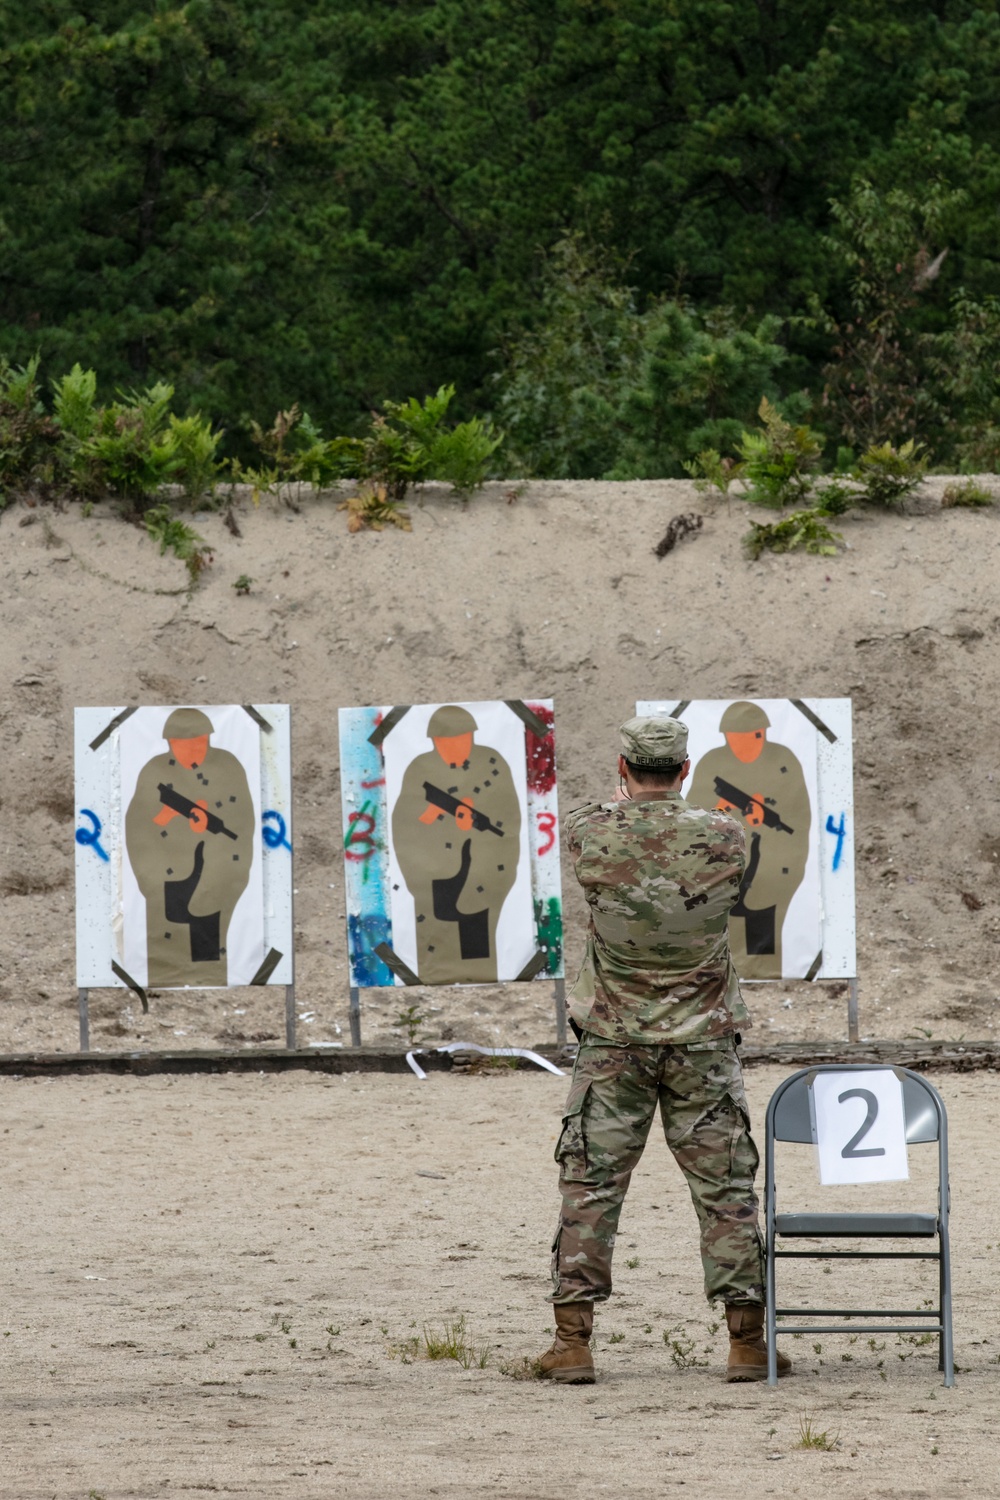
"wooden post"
553,977,567,1047
285,984,297,1050
349,986,362,1047
78,988,90,1053
848,976,859,1043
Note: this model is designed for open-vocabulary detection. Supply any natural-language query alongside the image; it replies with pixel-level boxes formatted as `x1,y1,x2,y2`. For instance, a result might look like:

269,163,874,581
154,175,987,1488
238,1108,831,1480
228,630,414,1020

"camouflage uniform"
551,716,765,1308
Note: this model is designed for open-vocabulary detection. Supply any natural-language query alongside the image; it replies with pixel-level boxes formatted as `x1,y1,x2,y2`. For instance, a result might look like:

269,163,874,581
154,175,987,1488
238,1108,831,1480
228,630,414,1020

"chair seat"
775,1211,938,1238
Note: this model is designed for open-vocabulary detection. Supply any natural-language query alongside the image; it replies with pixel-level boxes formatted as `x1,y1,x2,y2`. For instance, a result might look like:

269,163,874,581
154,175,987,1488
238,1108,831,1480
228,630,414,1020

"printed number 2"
838,1088,886,1159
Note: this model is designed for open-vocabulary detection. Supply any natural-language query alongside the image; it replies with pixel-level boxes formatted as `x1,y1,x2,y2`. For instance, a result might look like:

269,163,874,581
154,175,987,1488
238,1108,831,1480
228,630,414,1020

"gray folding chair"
764,1064,953,1386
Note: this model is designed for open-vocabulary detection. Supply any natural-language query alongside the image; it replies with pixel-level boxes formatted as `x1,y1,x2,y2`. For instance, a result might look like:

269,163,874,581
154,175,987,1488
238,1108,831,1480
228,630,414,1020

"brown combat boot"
725,1303,791,1382
537,1303,596,1384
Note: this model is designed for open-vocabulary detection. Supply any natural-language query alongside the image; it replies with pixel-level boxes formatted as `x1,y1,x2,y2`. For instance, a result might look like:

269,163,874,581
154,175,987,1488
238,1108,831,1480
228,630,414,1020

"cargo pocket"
727,1088,759,1180
554,1078,592,1182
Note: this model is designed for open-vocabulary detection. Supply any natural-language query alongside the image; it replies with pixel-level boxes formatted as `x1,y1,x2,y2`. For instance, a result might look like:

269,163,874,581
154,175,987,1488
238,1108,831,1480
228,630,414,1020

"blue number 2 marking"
825,812,846,871
76,808,109,862
262,809,292,852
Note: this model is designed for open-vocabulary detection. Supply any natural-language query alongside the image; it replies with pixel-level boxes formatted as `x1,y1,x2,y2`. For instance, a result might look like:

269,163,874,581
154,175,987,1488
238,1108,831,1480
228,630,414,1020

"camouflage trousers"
551,1034,765,1306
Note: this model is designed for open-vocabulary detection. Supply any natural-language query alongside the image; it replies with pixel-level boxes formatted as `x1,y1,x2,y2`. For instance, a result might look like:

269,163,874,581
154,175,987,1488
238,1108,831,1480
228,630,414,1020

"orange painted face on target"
433,732,473,767
168,735,210,770
724,729,766,764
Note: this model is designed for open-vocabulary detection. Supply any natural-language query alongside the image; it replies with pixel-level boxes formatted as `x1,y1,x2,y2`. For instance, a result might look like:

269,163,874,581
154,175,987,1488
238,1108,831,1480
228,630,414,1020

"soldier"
391,705,521,984
687,701,811,979
537,716,789,1384
125,707,255,987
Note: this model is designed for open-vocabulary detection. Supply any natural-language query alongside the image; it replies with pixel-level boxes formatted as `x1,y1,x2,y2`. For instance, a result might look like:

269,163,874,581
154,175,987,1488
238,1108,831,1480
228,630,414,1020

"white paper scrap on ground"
812,1068,909,1185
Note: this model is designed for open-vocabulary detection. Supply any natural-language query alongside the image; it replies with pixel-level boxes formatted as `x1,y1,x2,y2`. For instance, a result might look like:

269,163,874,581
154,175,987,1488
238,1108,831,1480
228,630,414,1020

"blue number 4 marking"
825,812,846,871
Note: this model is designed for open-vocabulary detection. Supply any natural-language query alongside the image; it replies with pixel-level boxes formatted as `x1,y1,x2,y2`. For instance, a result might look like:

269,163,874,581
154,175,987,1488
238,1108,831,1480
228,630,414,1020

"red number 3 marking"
537,811,556,856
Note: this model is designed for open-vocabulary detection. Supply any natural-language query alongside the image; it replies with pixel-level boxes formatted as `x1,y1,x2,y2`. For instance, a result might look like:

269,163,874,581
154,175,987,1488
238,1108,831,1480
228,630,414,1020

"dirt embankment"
1,478,998,1053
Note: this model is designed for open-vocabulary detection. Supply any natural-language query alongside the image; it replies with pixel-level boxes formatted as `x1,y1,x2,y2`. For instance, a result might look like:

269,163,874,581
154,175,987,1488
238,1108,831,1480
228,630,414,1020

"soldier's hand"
454,797,475,831
188,799,210,834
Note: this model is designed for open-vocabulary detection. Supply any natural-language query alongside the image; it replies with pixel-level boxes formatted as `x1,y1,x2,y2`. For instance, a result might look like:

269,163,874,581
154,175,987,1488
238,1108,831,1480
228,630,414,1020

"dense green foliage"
4,2,1000,472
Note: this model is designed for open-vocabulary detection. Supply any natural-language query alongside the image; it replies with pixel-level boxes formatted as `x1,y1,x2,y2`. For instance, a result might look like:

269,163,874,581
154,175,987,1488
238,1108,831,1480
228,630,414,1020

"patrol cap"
163,707,215,741
619,715,688,768
427,704,478,739
720,700,770,734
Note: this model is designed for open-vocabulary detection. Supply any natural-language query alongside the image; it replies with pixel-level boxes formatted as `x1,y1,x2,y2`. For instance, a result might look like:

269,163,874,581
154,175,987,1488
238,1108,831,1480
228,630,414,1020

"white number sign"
812,1069,909,1185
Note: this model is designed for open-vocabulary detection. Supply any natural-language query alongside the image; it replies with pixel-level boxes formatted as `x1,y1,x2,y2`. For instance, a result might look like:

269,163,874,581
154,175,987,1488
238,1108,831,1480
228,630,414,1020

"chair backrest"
768,1065,945,1145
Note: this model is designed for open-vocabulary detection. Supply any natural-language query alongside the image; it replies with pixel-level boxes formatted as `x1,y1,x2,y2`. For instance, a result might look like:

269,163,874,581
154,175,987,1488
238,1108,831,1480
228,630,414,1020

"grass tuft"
796,1413,840,1451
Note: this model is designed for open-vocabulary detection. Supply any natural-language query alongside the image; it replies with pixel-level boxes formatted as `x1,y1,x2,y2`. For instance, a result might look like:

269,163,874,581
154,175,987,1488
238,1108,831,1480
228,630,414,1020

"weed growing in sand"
387,1316,489,1369
663,1324,709,1369
941,479,994,508
422,1316,490,1369
339,483,412,534
233,573,254,594
388,1334,422,1363
395,1004,427,1046
235,405,364,503
796,1414,839,1451
740,398,822,508
498,1354,543,1381
684,448,745,504
743,509,841,560
854,439,927,508
625,1257,640,1269
144,504,213,581
608,1332,626,1344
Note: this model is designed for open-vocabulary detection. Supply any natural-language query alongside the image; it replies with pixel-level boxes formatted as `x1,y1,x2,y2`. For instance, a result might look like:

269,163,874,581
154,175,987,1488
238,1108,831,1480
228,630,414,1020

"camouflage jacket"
565,791,750,1044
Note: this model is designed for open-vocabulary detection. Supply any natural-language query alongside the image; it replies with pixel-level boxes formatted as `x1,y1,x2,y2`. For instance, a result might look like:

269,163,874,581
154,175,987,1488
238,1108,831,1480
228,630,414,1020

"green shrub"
50,365,224,509
743,509,842,560
854,439,927,507
372,384,502,495
739,398,822,508
493,236,792,479
73,382,183,508
928,293,1000,470
235,390,500,504
237,405,364,500
813,479,858,516
51,363,98,441
428,416,503,493
166,413,225,504
0,355,59,502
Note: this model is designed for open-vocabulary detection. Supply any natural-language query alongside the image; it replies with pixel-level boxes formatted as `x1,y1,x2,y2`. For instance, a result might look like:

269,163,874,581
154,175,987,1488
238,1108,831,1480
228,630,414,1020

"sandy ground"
1,1063,995,1500
1,476,999,1056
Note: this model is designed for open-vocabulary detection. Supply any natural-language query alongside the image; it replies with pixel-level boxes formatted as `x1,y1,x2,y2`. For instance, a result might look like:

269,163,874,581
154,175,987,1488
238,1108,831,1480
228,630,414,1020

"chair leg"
939,1234,955,1387
765,1231,778,1387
